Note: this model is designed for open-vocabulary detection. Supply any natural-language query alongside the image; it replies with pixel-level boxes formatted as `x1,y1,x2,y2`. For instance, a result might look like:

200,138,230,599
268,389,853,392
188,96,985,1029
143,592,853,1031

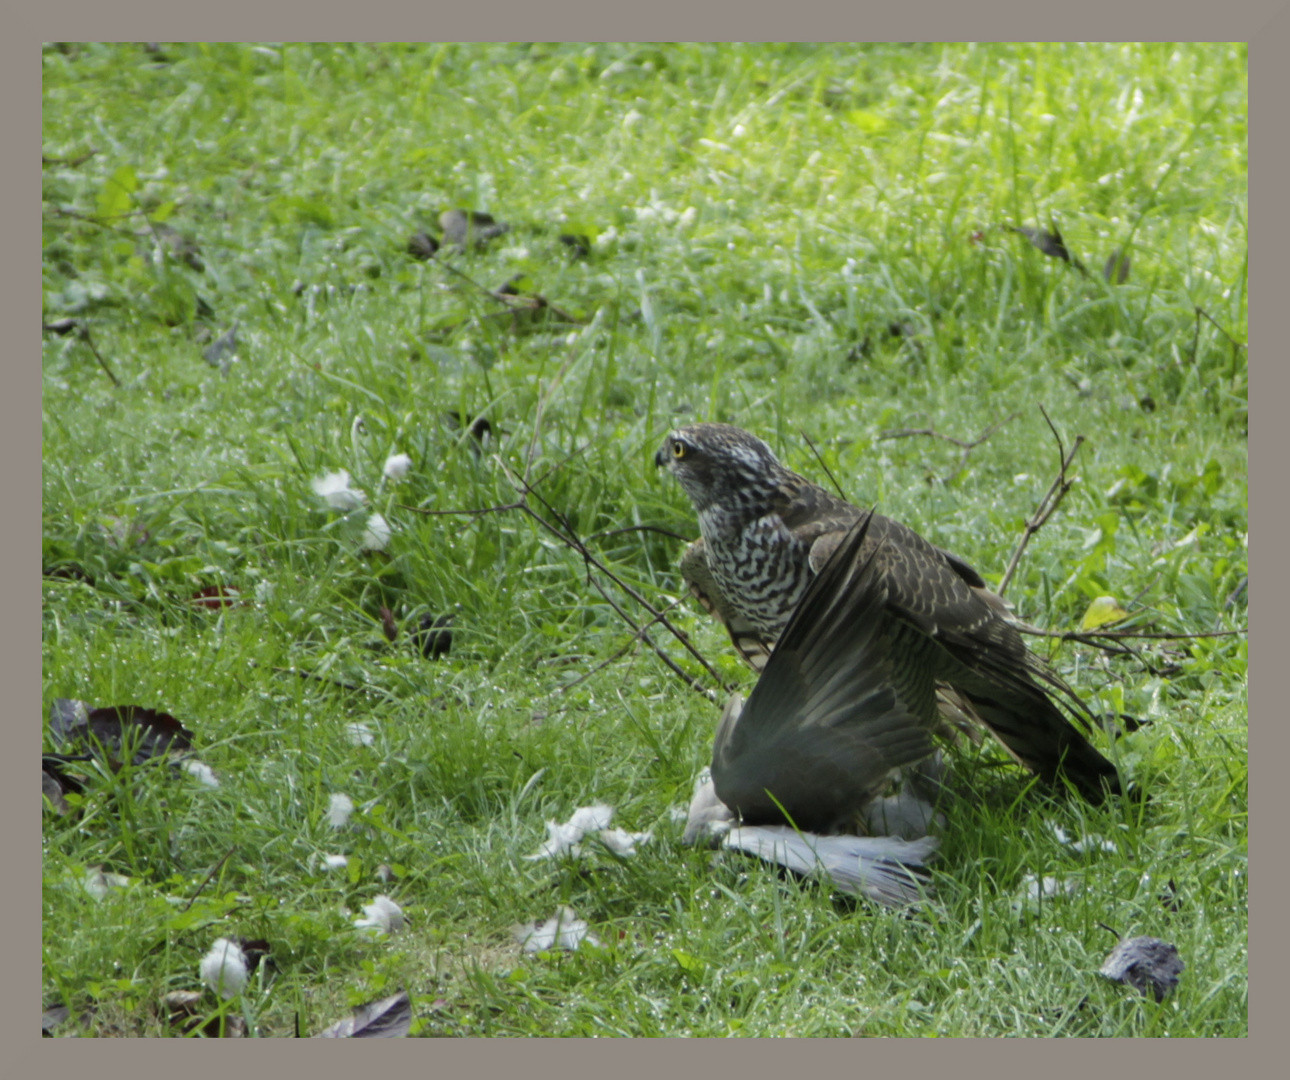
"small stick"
1190,305,1248,387
435,259,516,309
878,413,1019,481
78,326,121,387
42,148,98,167
583,523,693,545
527,439,595,494
585,576,717,699
555,597,689,695
502,463,730,690
1021,627,1244,642
997,406,1082,597
398,501,524,518
401,465,730,695
798,428,849,501
1195,305,1246,355
181,845,237,913
47,204,143,233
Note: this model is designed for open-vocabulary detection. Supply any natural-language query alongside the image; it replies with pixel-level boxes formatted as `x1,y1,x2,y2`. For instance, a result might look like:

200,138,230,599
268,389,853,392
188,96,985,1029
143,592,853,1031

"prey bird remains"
657,422,1120,803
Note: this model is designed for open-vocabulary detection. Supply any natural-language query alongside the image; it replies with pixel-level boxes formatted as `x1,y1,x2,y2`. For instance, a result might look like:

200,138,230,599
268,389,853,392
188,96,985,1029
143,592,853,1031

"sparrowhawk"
656,421,1121,804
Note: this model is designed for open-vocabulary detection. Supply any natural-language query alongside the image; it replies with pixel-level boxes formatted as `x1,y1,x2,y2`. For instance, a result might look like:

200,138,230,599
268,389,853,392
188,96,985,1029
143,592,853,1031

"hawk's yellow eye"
672,440,687,459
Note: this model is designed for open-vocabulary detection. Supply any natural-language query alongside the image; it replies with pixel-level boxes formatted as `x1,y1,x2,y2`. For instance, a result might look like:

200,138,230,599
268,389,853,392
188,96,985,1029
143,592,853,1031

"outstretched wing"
712,512,941,833
812,513,1121,802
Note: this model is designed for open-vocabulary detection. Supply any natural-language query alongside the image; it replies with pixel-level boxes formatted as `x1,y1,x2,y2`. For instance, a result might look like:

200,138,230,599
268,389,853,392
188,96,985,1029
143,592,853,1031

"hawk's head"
655,423,785,514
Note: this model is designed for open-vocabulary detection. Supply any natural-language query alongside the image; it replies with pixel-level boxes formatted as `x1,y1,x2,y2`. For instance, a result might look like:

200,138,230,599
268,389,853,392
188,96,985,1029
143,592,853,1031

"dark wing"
679,538,774,671
848,514,1120,801
712,512,941,833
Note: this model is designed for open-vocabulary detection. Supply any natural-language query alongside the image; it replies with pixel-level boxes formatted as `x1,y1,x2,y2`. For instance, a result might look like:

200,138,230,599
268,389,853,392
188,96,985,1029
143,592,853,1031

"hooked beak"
653,447,667,469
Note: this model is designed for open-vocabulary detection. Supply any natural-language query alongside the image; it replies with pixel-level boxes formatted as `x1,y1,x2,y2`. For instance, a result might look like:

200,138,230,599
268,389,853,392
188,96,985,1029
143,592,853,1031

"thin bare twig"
1127,571,1164,610
527,439,595,494
878,412,1020,481
433,259,584,338
997,406,1083,597
555,600,688,695
249,659,366,695
1194,305,1247,356
583,523,694,545
42,148,98,168
78,326,120,387
504,465,731,693
181,845,237,913
397,501,523,518
1189,305,1249,389
1020,627,1245,643
797,429,849,501
46,204,143,235
585,576,717,698
401,479,725,696
1018,622,1243,679
434,259,516,308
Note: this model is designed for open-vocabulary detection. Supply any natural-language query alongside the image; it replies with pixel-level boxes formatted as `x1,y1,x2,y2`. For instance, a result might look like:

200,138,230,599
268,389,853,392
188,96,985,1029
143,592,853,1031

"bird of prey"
656,422,1120,803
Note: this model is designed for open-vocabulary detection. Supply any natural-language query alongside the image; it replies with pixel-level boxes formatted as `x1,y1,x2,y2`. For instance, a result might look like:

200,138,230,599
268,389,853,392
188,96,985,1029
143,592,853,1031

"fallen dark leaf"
165,989,247,1039
1100,935,1184,1002
162,989,204,1019
190,585,242,610
844,335,872,363
202,322,239,373
48,699,195,766
42,1005,71,1035
439,208,509,249
1008,224,1087,273
1159,879,1183,913
495,274,527,297
1010,224,1072,262
415,613,454,660
313,991,412,1038
1104,249,1131,284
379,606,398,643
1139,395,1157,413
42,317,80,336
442,410,494,444
147,223,205,272
1105,712,1150,739
559,233,591,259
42,769,70,815
42,148,98,168
407,231,439,260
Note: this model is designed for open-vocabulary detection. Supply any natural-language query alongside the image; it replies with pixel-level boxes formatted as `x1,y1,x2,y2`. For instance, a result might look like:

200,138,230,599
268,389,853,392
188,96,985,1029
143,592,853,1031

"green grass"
42,42,1246,1037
